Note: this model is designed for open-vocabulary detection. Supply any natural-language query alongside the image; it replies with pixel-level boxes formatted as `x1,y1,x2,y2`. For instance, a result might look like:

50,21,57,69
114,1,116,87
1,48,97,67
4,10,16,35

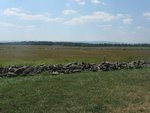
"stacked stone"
0,60,149,77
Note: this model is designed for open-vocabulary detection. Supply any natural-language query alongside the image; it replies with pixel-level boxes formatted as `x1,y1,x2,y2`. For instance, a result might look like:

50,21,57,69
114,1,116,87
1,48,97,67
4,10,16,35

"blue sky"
0,0,150,43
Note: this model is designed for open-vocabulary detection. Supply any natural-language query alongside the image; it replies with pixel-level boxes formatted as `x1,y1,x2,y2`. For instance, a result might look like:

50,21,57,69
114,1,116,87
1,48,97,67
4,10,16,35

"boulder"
14,66,28,74
128,62,135,69
0,72,17,77
119,63,127,69
7,72,17,77
23,67,34,75
52,71,59,75
1,68,8,74
72,69,82,73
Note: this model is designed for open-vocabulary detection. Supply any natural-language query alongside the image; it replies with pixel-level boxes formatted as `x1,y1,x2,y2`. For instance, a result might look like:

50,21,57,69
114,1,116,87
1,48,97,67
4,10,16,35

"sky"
0,0,150,43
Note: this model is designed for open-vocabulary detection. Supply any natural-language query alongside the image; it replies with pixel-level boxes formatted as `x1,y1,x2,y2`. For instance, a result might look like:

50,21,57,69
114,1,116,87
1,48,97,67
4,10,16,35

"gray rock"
14,66,28,74
72,69,82,73
0,72,17,77
52,71,59,75
23,67,34,75
7,72,17,77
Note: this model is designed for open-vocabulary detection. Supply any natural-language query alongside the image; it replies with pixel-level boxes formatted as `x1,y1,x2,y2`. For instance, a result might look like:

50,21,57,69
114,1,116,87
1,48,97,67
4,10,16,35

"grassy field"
0,68,150,113
0,45,150,113
0,45,150,66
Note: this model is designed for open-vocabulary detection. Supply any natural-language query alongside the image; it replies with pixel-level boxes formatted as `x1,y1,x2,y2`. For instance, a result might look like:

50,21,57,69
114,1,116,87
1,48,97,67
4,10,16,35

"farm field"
0,45,150,66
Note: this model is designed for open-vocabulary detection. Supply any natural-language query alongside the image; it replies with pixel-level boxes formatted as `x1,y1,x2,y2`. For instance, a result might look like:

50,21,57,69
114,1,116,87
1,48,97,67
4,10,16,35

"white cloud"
18,25,35,31
136,26,150,31
143,12,150,17
98,24,112,30
91,0,101,4
75,0,85,5
3,8,63,22
0,22,17,27
0,21,36,31
62,9,77,15
116,14,125,18
64,11,115,25
3,8,21,16
75,0,105,5
136,26,145,30
123,17,133,25
143,12,150,19
117,14,133,25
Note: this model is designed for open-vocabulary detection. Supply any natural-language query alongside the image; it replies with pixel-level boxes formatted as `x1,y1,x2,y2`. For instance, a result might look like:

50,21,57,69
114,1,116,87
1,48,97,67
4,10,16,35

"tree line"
0,41,150,47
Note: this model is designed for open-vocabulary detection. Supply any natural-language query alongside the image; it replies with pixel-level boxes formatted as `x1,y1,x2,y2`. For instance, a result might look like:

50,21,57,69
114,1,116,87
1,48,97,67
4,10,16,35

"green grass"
0,45,150,66
0,68,150,113
0,45,150,112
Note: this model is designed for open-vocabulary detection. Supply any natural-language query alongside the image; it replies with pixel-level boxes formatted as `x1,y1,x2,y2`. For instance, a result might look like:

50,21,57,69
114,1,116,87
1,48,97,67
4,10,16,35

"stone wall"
0,60,150,77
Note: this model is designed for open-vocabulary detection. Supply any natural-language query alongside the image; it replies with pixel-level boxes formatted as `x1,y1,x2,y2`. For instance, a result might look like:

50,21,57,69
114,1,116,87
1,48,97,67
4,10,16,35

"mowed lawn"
0,45,150,66
0,68,150,113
